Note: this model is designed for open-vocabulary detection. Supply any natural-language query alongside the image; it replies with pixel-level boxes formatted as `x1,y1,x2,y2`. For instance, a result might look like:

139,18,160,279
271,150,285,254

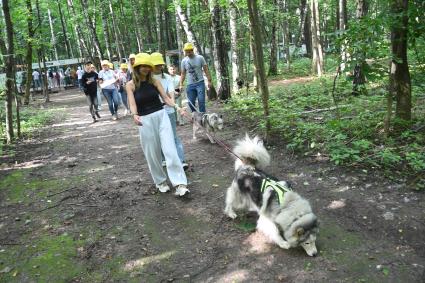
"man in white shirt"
76,66,84,91
168,65,185,125
32,70,41,90
98,60,120,120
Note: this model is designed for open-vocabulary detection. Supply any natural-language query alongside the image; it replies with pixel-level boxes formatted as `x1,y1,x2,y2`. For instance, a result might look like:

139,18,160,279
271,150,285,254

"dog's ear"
295,227,304,237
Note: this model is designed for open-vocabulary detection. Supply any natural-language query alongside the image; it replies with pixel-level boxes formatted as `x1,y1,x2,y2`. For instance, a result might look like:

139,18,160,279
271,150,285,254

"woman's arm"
126,81,142,125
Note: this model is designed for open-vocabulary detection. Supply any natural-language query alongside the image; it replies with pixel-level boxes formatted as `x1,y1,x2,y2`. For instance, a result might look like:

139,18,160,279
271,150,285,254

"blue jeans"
186,81,206,112
102,88,119,115
120,89,129,110
162,112,185,163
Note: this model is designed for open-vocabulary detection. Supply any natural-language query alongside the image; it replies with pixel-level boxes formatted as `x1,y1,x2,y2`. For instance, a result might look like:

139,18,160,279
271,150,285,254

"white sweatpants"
138,109,187,187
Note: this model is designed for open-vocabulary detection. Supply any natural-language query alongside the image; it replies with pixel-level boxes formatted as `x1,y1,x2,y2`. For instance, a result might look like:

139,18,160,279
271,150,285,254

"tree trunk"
57,0,72,58
175,8,184,64
174,0,202,55
100,4,112,61
47,8,59,60
108,0,123,60
296,0,308,47
81,0,103,60
131,0,143,52
280,0,291,69
229,0,242,92
67,0,91,61
338,0,348,71
389,0,411,122
304,7,312,57
352,0,368,95
310,0,324,76
23,0,34,105
247,0,271,139
36,0,48,102
209,0,231,100
1,0,15,143
155,0,165,54
268,0,278,76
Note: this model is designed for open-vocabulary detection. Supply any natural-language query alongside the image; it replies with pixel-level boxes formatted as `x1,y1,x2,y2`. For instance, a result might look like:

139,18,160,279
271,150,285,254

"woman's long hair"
132,66,154,89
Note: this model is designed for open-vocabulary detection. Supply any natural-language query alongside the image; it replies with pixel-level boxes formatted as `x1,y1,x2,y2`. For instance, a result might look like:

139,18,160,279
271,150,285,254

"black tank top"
134,81,163,116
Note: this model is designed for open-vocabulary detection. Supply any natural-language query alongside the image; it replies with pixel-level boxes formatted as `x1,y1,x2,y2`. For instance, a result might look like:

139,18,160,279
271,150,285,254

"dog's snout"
311,251,317,257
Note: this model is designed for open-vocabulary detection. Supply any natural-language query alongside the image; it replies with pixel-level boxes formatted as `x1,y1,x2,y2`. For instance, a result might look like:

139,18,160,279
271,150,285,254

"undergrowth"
226,61,425,190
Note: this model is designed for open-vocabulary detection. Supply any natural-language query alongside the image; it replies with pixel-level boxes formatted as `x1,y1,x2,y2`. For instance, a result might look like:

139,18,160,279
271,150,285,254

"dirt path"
1,89,424,282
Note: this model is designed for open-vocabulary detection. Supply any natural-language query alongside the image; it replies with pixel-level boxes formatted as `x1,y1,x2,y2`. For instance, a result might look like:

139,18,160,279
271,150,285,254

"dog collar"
261,178,292,204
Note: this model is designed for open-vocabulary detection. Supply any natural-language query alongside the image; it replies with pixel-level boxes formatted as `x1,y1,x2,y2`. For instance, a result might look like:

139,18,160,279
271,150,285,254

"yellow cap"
120,63,128,69
108,63,113,69
133,53,154,68
183,42,194,51
150,52,165,66
129,53,136,59
101,60,110,66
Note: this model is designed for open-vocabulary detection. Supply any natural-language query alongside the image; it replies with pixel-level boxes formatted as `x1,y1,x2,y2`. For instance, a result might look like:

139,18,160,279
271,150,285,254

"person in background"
126,53,190,196
127,53,136,80
118,63,130,115
32,69,41,90
151,52,188,170
98,60,120,120
77,66,84,91
90,65,102,111
179,42,213,113
168,65,185,126
81,61,101,123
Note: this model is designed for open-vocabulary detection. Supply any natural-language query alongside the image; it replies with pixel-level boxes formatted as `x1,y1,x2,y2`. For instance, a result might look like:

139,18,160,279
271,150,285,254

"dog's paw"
278,240,290,249
225,210,237,219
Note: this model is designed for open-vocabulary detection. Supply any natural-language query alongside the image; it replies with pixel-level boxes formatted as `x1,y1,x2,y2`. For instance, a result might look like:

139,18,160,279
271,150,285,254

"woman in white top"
151,52,188,170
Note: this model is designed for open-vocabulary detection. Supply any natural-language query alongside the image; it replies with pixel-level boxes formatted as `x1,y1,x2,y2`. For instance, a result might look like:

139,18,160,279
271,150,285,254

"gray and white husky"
192,112,224,143
224,135,319,256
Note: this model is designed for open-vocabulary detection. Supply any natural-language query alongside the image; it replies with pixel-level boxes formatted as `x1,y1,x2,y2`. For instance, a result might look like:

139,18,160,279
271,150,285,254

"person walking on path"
81,62,101,123
168,65,185,126
127,53,136,80
179,42,213,113
151,53,188,170
118,63,130,116
126,53,190,197
98,60,120,120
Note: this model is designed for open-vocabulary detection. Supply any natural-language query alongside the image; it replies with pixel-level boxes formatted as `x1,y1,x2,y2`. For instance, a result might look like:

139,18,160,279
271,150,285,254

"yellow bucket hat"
133,53,154,68
129,53,136,59
120,63,128,69
150,52,165,66
101,60,110,66
183,42,194,51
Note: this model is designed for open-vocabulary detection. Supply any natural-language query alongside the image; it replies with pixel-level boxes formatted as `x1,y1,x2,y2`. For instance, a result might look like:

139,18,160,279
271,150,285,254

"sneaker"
156,182,170,193
175,185,190,196
92,117,97,123
95,111,101,118
124,109,128,116
112,114,117,121
182,162,189,171
162,161,166,167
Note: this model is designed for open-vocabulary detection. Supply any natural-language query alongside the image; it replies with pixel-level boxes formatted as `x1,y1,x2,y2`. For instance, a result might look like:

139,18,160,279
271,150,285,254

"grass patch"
0,169,81,204
0,233,84,282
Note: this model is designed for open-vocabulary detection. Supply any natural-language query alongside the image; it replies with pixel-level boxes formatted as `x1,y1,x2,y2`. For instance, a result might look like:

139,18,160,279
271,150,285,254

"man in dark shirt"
81,61,101,122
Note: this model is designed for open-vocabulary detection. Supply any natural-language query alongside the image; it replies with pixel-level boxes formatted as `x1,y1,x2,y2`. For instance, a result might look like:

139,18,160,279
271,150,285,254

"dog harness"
261,178,292,204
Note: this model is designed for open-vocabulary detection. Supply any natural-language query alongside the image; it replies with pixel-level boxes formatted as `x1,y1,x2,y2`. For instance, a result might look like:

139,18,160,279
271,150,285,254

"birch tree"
309,0,324,76
228,0,242,93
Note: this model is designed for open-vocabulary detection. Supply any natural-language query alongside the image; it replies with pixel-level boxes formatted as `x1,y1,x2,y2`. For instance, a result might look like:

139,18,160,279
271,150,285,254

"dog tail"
233,134,270,170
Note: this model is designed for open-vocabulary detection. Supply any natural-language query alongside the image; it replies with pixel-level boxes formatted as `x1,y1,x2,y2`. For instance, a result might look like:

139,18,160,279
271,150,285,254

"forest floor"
0,87,424,283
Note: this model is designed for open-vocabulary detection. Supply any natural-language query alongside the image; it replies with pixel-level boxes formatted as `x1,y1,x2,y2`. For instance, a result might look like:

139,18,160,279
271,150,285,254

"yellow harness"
261,178,292,204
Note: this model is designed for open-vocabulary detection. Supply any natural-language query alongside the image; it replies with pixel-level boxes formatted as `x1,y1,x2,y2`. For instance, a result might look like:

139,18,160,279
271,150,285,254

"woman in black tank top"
126,53,190,197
